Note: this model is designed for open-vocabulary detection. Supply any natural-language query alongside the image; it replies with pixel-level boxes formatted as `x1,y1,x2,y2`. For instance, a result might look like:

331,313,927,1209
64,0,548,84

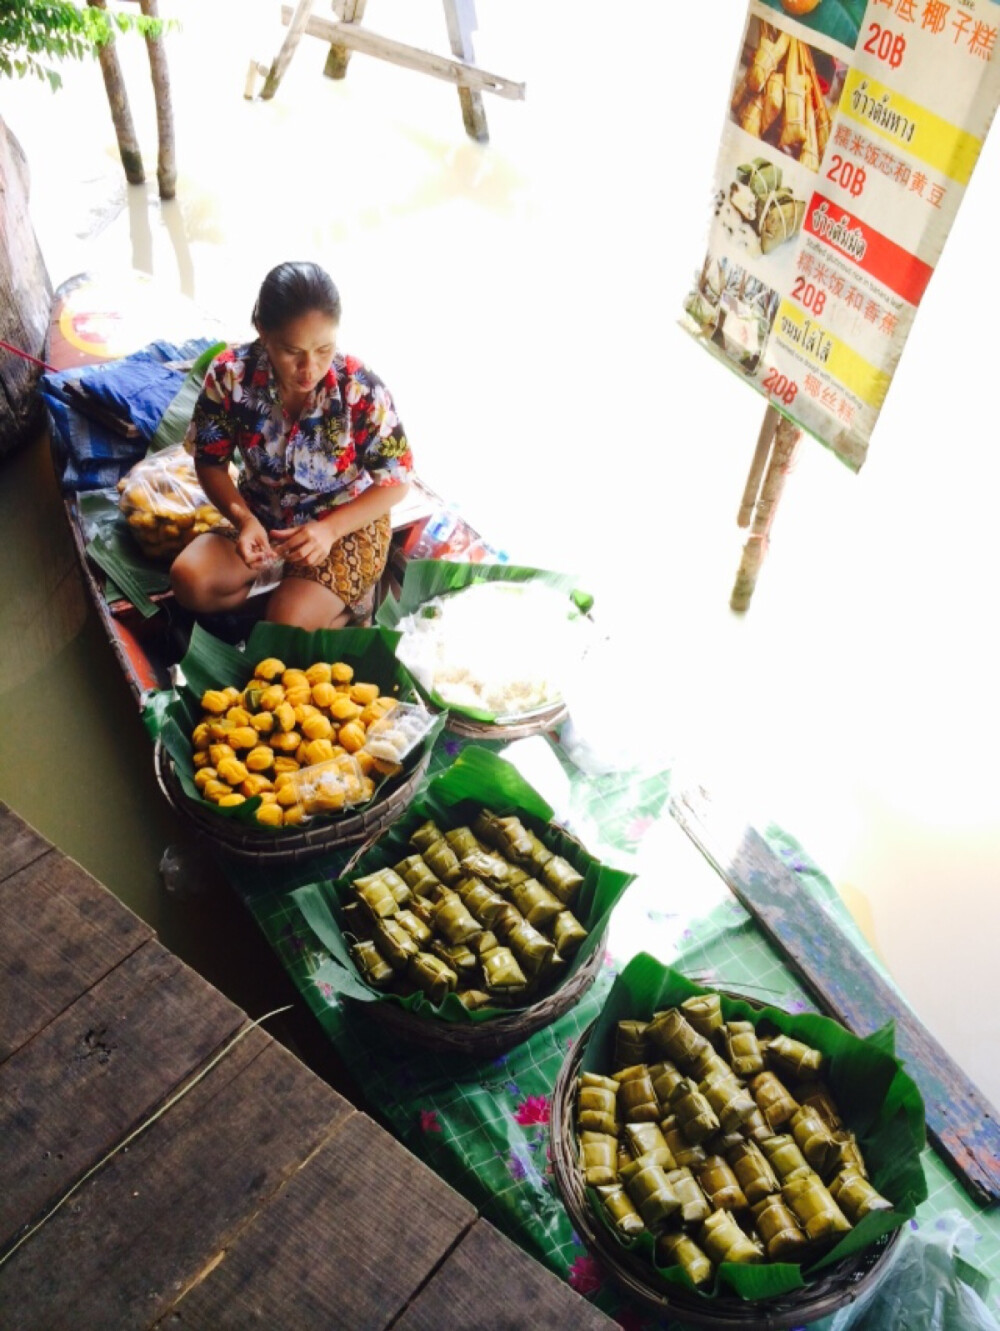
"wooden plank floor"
0,803,614,1330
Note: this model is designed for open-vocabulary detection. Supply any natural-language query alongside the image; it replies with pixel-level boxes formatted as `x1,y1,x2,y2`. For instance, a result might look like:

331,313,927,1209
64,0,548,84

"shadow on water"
0,426,365,1106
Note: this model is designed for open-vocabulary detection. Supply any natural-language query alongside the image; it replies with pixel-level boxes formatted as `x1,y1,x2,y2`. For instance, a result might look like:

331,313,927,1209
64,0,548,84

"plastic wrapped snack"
118,442,233,561
362,702,437,764
287,752,374,816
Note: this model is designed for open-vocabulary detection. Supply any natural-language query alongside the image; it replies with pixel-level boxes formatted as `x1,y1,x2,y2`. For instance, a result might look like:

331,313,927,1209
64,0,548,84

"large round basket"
337,823,605,1058
154,738,432,866
443,700,568,741
351,932,605,1059
550,1021,901,1331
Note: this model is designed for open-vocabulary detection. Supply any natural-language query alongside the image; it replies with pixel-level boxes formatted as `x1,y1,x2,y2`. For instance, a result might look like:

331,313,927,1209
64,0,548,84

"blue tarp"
42,336,217,492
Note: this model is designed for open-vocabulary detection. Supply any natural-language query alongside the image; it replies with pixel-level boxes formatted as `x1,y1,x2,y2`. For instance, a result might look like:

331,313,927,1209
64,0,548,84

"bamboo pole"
138,0,176,200
730,411,802,612
737,404,779,528
87,0,145,185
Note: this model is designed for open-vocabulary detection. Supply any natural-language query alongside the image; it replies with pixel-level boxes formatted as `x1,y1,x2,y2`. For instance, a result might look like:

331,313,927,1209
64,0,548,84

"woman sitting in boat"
170,260,412,629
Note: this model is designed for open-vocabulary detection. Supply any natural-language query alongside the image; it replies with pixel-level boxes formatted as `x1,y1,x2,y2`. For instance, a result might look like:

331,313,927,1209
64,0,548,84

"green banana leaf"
292,745,635,1023
80,488,172,614
375,559,594,723
755,0,866,48
156,621,444,831
577,953,927,1301
150,340,227,452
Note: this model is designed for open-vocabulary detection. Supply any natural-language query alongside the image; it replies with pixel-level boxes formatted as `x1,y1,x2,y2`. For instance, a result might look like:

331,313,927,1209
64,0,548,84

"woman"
170,261,412,630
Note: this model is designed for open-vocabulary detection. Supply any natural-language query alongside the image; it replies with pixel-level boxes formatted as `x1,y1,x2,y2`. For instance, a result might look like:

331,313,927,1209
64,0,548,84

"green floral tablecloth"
223,732,1000,1330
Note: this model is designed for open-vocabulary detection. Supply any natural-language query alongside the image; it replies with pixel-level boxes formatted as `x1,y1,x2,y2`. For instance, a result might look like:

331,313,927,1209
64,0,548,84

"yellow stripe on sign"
774,301,892,410
840,69,982,186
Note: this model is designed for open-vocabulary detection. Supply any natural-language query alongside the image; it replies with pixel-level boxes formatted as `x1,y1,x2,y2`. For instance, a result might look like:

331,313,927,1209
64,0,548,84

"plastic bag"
118,442,232,562
287,752,373,817
824,1211,998,1331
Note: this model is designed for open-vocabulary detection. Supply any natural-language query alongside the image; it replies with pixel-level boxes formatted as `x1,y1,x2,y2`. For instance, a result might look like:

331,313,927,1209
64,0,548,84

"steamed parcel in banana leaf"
571,954,927,1302
292,747,634,1022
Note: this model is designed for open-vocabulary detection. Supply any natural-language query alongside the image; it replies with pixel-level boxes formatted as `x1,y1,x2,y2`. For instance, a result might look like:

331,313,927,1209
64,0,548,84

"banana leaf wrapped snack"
314,763,635,1027
563,959,925,1308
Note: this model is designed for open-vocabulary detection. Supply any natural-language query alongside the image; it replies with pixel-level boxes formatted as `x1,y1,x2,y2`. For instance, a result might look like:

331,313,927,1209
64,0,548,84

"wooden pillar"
87,0,145,185
138,0,177,199
441,0,489,143
324,0,368,79
0,122,53,459
262,0,316,100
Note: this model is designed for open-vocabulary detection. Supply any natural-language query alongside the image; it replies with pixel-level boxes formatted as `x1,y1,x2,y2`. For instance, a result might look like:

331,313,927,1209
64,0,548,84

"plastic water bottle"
409,506,458,559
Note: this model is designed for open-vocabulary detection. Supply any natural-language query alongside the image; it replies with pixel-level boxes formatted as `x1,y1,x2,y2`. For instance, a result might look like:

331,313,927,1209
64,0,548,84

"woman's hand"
236,516,276,571
269,520,336,567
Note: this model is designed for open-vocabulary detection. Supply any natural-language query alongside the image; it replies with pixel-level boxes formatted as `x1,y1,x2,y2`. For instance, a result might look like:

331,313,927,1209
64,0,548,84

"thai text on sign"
682,0,1000,469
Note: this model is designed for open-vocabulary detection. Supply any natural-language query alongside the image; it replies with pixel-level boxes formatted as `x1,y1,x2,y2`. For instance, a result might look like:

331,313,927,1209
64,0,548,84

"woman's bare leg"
170,533,257,613
266,576,351,630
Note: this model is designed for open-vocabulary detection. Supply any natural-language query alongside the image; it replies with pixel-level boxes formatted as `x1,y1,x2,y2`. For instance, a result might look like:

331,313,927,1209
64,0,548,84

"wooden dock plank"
0,938,245,1251
0,1031,353,1329
0,805,50,882
0,845,151,1064
393,1219,617,1331
164,1112,476,1331
672,784,1000,1208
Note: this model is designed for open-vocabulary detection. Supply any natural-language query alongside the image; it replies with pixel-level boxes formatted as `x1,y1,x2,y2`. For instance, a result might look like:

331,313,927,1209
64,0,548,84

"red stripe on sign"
804,194,933,308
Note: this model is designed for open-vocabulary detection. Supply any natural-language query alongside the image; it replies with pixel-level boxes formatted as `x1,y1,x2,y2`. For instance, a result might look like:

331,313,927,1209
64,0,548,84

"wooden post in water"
138,0,177,199
324,0,368,79
442,0,489,142
86,0,145,185
0,123,52,459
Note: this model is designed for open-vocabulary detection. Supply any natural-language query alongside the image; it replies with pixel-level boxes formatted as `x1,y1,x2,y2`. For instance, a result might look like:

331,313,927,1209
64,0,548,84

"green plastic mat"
220,735,1000,1329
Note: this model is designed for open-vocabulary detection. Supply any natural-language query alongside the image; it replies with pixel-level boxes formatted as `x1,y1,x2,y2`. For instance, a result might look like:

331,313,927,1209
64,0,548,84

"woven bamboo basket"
443,700,568,741
550,1020,902,1330
335,822,606,1057
154,738,432,865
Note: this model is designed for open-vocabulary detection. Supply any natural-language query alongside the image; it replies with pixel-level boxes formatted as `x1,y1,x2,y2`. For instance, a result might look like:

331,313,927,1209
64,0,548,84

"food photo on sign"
679,0,1000,608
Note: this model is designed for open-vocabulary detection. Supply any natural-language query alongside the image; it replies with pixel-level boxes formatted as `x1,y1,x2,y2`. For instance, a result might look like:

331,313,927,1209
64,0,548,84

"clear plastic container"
362,701,437,763
287,752,373,815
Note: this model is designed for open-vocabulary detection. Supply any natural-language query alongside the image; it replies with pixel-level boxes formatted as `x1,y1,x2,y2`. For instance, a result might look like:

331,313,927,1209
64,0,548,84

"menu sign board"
682,0,1000,469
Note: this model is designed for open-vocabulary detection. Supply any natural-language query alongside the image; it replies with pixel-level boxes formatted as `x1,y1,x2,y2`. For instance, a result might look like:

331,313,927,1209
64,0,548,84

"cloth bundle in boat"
42,336,220,491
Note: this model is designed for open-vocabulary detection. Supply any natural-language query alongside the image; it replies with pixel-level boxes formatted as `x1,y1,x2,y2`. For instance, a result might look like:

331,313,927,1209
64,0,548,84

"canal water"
3,0,1000,1108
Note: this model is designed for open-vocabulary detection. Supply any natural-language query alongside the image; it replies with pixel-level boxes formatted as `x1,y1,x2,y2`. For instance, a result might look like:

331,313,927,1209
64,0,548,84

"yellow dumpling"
311,682,337,710
338,721,366,753
245,745,275,772
253,657,286,682
254,802,284,828
304,662,332,686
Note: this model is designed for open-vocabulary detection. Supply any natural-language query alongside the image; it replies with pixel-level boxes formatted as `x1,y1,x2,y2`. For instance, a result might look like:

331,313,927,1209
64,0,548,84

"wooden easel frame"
246,0,525,142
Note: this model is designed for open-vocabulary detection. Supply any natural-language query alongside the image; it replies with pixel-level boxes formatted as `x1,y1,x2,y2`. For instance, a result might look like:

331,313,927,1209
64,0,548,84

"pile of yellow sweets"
190,656,402,828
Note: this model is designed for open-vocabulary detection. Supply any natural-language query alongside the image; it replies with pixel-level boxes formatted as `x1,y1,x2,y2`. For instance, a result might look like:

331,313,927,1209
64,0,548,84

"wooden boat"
46,270,441,705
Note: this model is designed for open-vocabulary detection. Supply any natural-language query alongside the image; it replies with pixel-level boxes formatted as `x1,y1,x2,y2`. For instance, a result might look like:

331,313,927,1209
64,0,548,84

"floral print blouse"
185,341,412,528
